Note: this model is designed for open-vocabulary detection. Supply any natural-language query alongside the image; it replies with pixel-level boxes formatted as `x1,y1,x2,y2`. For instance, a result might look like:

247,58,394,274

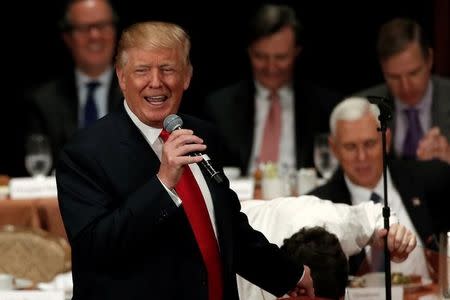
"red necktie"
259,92,281,163
160,130,223,300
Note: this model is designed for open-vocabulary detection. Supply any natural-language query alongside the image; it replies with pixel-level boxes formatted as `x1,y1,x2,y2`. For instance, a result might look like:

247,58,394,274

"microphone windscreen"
163,114,183,133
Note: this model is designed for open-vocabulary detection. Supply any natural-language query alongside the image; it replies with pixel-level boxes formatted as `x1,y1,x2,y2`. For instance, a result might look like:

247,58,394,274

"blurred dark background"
1,0,449,175
8,1,449,111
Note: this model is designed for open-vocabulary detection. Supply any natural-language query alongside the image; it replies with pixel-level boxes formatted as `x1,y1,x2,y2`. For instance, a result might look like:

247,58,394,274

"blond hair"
116,21,191,70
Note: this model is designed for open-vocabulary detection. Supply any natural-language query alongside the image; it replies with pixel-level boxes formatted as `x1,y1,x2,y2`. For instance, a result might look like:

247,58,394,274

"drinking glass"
24,134,52,178
313,133,338,180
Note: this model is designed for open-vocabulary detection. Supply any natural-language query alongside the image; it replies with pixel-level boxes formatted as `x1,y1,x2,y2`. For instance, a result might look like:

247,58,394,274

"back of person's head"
59,0,119,33
280,226,348,300
330,97,380,137
115,21,192,71
247,4,303,47
376,17,431,62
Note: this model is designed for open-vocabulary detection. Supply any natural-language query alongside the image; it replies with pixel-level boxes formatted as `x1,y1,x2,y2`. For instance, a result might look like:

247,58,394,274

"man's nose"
148,70,162,87
356,146,368,160
399,77,412,93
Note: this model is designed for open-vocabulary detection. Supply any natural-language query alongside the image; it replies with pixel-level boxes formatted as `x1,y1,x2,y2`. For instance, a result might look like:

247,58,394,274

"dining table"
0,197,67,240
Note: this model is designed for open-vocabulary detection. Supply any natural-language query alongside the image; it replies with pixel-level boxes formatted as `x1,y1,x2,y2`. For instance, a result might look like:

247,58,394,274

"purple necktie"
402,108,423,159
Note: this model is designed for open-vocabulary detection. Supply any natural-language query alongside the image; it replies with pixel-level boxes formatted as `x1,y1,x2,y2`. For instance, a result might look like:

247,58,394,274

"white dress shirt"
123,101,218,238
248,81,296,174
345,169,429,278
76,66,114,127
237,195,397,300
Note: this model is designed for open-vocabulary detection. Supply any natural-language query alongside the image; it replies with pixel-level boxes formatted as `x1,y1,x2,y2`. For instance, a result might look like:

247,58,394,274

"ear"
329,134,338,157
62,32,72,48
426,47,433,71
183,66,193,90
386,128,392,153
295,45,302,57
115,66,126,93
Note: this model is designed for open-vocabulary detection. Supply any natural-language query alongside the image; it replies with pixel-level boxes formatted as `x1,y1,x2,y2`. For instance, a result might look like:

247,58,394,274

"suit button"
201,279,207,286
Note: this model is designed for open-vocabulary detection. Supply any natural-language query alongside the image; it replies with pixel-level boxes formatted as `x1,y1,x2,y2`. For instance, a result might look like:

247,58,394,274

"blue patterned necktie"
370,192,385,271
83,81,100,127
402,108,423,159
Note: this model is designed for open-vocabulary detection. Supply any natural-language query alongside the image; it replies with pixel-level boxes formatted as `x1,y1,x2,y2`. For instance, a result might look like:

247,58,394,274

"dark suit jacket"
355,76,450,156
309,159,450,274
204,78,341,175
26,70,123,171
56,106,302,300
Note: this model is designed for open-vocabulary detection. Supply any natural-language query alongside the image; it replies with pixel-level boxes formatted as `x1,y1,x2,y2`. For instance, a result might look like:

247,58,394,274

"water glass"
24,134,52,178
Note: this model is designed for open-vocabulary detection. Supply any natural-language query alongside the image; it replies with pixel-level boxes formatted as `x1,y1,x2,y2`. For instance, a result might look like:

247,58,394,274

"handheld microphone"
163,114,224,184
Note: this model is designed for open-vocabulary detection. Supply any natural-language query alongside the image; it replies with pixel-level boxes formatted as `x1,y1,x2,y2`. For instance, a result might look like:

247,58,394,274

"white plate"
14,278,34,290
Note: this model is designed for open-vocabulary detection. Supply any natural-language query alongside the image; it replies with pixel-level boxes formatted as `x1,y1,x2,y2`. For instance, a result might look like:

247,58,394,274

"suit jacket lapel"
328,168,353,205
116,106,161,176
431,76,450,139
107,75,124,112
60,73,79,138
389,161,434,243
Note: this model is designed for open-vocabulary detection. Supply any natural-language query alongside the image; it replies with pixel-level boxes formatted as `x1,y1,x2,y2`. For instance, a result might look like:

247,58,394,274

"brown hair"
376,17,430,62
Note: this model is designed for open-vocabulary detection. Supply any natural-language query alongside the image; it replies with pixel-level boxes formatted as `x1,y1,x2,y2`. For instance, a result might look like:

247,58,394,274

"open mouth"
144,95,168,104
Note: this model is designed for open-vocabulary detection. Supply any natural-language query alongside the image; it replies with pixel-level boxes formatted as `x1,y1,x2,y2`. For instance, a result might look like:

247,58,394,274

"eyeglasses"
70,20,115,34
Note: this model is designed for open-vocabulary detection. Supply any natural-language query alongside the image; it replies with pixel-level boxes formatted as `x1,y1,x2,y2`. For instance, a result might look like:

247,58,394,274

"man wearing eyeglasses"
25,0,122,171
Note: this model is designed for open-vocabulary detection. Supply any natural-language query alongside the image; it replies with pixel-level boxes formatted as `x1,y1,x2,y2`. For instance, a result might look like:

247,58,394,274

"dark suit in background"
203,4,341,176
309,159,450,274
26,72,122,170
205,78,340,175
57,106,302,299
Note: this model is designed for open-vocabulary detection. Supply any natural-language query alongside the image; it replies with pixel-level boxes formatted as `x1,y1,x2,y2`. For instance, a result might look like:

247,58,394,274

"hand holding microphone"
158,114,224,188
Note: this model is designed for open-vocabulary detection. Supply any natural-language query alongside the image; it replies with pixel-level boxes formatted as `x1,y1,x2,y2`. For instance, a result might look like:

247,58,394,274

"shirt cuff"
157,175,182,206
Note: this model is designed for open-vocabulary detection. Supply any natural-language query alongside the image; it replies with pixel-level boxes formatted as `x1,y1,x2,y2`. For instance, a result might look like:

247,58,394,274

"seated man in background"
238,195,416,300
280,227,348,300
309,97,450,278
356,18,450,163
26,0,123,172
204,4,341,176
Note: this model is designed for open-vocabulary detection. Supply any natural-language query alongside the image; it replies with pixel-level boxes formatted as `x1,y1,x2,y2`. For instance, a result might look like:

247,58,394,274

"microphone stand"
367,96,393,300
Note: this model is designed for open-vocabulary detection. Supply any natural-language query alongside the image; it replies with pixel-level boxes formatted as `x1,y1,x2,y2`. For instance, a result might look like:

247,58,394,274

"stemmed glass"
24,134,52,178
313,133,338,181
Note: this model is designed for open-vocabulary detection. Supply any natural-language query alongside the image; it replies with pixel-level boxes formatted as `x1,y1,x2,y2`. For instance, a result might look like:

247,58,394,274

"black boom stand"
367,96,393,300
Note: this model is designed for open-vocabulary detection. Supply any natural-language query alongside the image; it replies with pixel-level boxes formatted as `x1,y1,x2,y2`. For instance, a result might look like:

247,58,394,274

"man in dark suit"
26,0,122,172
56,21,313,300
356,18,450,164
309,97,450,277
204,4,341,176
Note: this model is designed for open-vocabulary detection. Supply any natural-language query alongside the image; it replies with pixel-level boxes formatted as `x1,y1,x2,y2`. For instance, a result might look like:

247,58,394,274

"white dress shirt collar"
123,100,162,147
75,66,114,89
344,168,394,205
